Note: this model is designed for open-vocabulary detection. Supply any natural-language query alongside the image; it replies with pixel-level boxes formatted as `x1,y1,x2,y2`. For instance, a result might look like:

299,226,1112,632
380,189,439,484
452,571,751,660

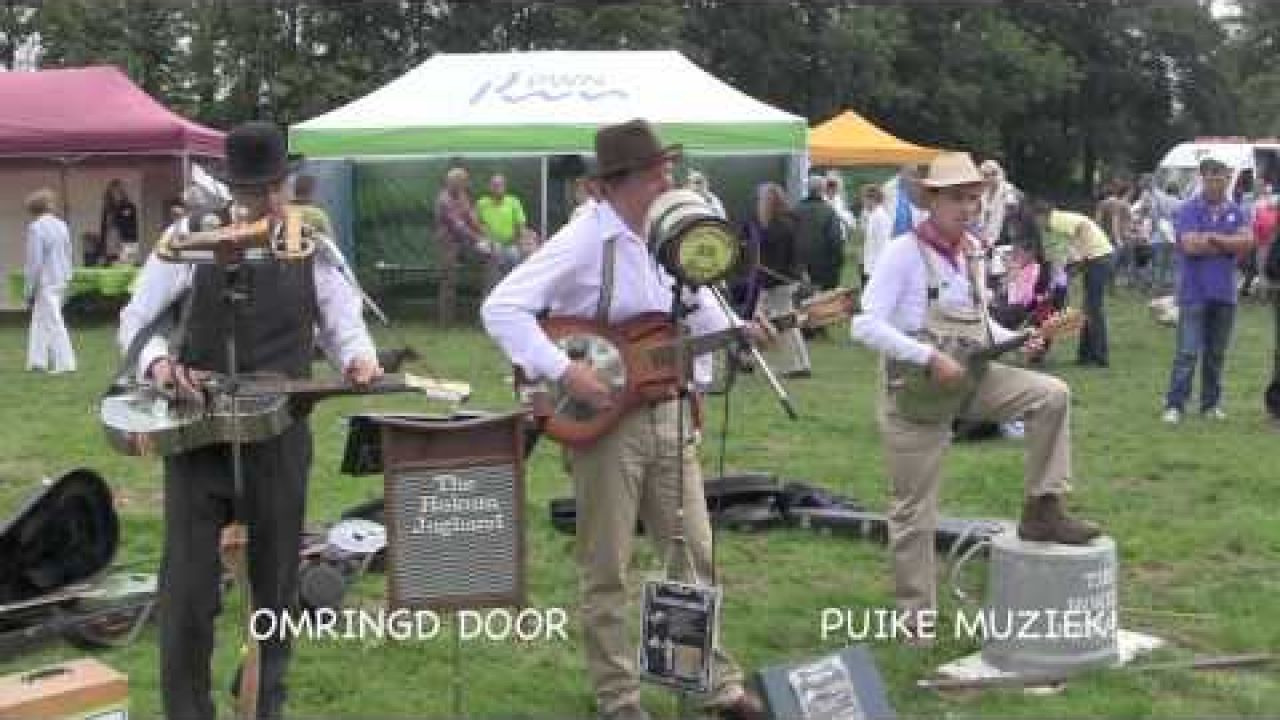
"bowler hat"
224,122,292,187
593,119,681,179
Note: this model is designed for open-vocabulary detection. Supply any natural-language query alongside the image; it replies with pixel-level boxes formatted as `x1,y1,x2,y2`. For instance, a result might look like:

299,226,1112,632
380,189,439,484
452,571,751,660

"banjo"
518,288,856,447
886,309,1084,423
102,373,471,457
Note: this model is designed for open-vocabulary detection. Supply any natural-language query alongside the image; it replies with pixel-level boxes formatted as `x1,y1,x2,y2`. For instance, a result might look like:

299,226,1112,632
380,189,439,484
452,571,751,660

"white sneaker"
1203,407,1227,421
1161,408,1182,424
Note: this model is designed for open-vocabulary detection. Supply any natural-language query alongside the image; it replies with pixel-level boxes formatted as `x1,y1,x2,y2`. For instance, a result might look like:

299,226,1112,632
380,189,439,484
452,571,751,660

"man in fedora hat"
119,121,382,719
852,151,1102,640
482,118,767,720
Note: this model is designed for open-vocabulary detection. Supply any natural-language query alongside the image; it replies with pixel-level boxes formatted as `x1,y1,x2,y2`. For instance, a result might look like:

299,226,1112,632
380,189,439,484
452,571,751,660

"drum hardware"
298,518,387,614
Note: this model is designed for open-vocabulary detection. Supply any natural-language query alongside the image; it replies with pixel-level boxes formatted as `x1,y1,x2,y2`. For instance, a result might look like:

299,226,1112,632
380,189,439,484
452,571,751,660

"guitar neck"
651,310,803,361
682,326,750,358
234,373,414,399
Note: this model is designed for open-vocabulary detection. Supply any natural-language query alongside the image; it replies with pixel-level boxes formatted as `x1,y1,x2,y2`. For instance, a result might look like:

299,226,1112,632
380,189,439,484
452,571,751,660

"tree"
0,1,37,70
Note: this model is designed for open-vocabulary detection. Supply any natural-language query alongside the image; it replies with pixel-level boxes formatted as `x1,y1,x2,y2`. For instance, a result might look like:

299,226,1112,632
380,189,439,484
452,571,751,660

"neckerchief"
915,219,971,272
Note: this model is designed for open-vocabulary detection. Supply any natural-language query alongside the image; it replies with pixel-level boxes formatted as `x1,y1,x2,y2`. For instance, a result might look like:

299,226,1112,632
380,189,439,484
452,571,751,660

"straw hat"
920,152,985,189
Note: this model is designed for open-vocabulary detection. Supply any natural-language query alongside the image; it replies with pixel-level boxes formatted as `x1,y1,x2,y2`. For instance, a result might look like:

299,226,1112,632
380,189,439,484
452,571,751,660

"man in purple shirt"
1162,156,1254,423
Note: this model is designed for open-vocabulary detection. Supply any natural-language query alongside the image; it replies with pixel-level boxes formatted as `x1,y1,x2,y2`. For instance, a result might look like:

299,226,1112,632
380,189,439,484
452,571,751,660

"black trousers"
159,421,311,720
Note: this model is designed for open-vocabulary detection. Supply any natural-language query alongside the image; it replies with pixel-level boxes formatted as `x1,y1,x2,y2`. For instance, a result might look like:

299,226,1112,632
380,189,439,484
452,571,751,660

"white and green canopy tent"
289,50,806,275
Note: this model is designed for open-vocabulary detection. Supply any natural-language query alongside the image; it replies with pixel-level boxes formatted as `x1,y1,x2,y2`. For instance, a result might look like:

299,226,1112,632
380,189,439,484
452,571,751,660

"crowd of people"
14,115,1273,720
850,153,1279,426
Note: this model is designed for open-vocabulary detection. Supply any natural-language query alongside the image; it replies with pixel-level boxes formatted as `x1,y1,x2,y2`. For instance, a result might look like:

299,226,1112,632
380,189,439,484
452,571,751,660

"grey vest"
178,259,318,378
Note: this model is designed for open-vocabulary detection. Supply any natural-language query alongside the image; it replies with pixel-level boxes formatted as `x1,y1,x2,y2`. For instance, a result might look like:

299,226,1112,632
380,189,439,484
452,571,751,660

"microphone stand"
708,285,798,420
666,279,697,720
221,256,261,720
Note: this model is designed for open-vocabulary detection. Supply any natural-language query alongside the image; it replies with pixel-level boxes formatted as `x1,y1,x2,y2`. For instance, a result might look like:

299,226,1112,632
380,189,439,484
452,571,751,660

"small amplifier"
0,658,128,719
755,645,895,720
638,578,721,694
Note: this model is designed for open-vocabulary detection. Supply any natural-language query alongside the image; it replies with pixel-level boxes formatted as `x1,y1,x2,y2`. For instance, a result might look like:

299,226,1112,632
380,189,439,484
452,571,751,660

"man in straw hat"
852,152,1102,641
119,121,382,719
482,119,767,720
22,187,76,374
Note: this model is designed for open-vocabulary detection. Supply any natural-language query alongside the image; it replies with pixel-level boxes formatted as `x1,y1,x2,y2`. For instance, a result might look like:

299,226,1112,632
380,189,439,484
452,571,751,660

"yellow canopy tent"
808,110,944,166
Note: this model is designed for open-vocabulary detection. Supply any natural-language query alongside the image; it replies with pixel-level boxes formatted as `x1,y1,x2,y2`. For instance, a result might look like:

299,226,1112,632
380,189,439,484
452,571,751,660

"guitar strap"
596,234,618,325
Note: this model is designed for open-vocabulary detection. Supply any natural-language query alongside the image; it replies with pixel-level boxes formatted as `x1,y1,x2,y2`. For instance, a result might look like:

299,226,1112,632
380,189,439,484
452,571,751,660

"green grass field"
0,289,1277,719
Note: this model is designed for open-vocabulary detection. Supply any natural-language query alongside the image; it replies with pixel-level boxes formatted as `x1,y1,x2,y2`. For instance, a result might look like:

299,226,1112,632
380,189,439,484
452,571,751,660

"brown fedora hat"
593,118,682,179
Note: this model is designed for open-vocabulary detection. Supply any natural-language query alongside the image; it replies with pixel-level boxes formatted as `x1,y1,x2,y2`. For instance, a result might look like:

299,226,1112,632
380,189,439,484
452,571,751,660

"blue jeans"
1165,301,1236,412
1149,242,1175,290
1078,256,1110,365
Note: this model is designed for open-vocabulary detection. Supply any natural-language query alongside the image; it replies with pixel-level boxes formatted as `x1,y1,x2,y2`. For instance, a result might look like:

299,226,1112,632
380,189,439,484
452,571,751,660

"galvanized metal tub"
968,532,1119,674
952,527,1121,671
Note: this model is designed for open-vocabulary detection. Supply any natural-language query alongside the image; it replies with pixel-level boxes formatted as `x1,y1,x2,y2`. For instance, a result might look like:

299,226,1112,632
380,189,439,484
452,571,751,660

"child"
996,242,1055,365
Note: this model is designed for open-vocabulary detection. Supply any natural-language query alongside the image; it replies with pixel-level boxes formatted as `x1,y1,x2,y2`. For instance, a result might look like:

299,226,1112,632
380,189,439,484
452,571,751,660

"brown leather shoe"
1018,494,1101,545
710,689,766,720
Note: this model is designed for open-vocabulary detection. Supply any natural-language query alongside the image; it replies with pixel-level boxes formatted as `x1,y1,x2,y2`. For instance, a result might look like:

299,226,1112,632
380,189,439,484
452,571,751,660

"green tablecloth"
9,267,138,305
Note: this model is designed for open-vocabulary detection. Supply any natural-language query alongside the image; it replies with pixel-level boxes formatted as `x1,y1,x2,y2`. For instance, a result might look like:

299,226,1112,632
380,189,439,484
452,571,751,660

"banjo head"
551,332,628,421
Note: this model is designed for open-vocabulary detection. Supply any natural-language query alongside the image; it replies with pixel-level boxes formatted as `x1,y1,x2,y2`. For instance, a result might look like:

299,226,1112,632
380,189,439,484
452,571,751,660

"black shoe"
782,369,812,380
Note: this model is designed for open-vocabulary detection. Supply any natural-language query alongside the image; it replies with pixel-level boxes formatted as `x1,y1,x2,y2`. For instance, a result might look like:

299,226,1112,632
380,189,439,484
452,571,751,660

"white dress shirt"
24,213,73,301
851,231,1016,366
482,200,738,382
861,205,893,276
119,250,375,382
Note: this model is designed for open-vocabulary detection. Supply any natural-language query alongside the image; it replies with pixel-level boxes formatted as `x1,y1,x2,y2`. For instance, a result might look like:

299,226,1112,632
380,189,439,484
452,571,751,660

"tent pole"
539,155,548,240
57,158,71,222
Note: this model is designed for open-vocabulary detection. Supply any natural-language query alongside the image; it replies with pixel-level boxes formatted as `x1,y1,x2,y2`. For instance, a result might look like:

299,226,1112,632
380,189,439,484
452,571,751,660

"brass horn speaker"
644,189,743,287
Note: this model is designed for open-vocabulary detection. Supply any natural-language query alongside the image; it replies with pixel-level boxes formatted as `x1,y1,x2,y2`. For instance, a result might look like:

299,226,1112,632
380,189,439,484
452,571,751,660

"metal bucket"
952,531,1119,674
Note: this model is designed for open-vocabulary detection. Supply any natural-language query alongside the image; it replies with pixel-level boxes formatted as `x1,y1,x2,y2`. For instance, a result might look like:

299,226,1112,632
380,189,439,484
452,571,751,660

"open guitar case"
0,469,118,609
0,468,154,654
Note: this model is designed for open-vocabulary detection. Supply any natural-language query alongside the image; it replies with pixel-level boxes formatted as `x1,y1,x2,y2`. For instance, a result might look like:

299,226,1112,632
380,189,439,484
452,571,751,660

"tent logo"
470,71,629,105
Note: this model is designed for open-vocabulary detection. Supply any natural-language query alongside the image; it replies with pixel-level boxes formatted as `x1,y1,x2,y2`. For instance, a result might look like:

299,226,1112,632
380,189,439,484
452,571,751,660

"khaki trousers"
569,400,743,714
761,283,811,374
877,362,1072,615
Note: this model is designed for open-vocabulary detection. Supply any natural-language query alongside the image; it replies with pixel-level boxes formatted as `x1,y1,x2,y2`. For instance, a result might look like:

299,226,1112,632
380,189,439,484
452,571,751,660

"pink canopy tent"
0,65,224,157
0,66,226,297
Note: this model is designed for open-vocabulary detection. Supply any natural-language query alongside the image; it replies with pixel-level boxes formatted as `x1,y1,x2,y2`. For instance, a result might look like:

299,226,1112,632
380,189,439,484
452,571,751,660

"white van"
1154,138,1280,202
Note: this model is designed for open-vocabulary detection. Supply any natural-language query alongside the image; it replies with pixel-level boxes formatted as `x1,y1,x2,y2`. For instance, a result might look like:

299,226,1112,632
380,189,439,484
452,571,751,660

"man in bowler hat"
119,121,381,719
482,119,768,720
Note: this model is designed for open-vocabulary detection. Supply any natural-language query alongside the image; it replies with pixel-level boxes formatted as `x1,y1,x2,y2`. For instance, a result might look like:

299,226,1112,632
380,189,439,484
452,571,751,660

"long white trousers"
27,284,76,373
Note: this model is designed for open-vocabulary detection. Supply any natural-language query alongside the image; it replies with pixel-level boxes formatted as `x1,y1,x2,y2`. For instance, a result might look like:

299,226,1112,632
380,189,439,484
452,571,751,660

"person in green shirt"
1033,201,1115,367
476,173,530,284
